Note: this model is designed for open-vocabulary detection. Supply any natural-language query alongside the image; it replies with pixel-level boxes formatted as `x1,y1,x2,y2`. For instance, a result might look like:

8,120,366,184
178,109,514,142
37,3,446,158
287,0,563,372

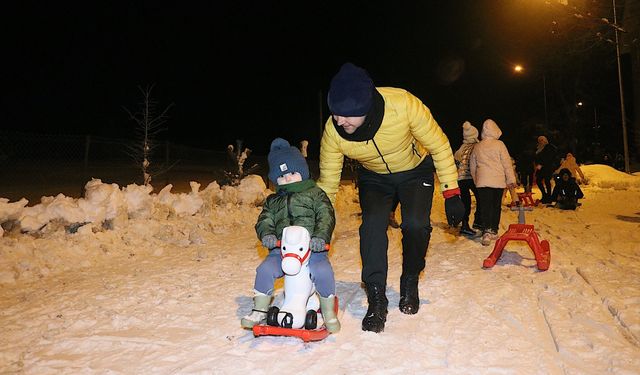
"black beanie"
267,138,310,183
327,62,374,116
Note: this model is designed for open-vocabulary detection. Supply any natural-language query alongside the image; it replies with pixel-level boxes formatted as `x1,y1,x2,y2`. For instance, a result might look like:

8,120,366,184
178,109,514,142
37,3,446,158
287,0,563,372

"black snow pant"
357,157,435,287
458,178,480,226
557,197,578,210
536,173,553,202
477,187,504,233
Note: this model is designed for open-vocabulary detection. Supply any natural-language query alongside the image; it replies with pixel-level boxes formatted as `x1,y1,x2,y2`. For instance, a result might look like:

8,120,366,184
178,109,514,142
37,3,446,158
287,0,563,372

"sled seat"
483,223,550,271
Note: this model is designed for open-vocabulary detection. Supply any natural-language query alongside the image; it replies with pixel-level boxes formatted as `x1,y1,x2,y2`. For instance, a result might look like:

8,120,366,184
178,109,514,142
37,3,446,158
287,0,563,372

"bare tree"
123,85,174,186
224,139,258,186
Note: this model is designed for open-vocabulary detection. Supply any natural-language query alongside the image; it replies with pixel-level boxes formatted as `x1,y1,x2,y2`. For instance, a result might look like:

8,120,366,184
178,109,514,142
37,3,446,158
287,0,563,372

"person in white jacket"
453,121,481,236
469,119,518,246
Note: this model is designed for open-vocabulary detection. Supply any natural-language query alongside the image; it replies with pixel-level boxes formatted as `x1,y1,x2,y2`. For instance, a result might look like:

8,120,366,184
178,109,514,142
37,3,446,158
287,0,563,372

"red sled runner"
483,203,550,271
252,296,339,342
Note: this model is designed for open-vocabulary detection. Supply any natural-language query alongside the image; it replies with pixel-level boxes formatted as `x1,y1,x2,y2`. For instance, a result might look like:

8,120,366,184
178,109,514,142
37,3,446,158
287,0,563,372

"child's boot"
240,291,272,329
319,295,341,333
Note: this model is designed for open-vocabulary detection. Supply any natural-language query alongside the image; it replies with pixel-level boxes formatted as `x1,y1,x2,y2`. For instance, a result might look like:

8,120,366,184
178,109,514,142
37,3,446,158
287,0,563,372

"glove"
443,188,465,227
261,234,278,249
310,237,327,252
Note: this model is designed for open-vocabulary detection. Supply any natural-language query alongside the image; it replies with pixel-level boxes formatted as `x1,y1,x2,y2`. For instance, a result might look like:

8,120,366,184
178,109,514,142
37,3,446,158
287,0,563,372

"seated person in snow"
240,138,340,333
551,168,584,210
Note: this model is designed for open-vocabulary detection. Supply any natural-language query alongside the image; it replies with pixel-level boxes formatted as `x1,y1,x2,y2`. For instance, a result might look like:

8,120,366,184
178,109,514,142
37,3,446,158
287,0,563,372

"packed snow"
0,165,639,374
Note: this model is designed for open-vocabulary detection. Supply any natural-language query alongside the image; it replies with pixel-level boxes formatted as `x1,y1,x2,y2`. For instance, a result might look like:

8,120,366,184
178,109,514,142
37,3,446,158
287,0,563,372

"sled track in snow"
575,267,640,348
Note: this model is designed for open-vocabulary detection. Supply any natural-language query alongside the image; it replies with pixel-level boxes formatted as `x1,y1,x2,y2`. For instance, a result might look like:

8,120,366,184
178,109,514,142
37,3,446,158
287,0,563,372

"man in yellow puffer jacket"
317,63,464,333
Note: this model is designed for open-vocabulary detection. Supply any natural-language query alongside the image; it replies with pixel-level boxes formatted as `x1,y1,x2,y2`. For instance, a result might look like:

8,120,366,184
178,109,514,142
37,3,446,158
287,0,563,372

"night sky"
2,1,622,156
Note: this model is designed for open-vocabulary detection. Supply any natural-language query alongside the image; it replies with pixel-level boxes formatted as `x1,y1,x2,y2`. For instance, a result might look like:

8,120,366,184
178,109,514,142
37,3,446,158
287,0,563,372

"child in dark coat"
241,138,340,333
551,168,584,210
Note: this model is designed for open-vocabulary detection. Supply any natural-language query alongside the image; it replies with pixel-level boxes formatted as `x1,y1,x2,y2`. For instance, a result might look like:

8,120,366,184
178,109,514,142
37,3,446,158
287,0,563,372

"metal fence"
0,131,270,202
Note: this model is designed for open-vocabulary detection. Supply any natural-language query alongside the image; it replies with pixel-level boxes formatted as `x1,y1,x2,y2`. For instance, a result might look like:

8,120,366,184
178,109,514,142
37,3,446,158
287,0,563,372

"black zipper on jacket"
286,193,294,225
412,143,422,157
277,189,295,226
371,139,392,174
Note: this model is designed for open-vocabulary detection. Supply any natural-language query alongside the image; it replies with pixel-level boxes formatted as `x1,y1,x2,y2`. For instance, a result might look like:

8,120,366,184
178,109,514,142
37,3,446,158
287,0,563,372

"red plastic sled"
507,192,539,208
252,324,330,342
252,296,339,342
483,223,551,271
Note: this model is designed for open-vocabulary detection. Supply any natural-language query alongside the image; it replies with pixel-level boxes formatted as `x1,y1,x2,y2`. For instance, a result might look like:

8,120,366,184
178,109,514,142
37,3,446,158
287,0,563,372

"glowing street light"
514,64,548,128
542,0,630,173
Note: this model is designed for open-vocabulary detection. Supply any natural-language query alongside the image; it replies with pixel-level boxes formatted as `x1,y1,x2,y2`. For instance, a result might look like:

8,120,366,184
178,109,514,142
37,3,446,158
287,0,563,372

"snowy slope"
0,165,639,374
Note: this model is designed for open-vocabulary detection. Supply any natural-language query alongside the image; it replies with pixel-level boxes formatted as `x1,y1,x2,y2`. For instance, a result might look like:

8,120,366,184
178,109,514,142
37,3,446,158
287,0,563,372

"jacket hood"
462,121,479,144
481,119,502,140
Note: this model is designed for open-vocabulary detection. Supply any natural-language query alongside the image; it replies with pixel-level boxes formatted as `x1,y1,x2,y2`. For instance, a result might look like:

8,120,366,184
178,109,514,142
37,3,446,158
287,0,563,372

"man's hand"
261,234,278,249
310,237,327,252
443,189,465,227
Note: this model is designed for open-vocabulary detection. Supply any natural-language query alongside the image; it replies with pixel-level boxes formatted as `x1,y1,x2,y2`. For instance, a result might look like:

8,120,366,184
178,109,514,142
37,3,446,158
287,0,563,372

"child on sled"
240,138,340,333
551,168,584,210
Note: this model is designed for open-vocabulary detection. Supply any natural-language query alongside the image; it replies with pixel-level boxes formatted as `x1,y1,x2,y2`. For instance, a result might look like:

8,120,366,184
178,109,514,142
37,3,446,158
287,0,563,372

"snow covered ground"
1,165,639,374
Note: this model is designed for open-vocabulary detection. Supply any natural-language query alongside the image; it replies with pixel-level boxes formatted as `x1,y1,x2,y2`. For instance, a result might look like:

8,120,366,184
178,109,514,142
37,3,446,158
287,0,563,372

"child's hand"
261,234,278,249
310,237,327,252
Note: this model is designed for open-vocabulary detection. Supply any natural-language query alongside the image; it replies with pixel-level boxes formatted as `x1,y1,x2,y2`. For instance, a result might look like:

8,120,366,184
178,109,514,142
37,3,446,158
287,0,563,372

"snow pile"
582,164,640,190
0,176,271,284
0,198,28,237
1,177,270,236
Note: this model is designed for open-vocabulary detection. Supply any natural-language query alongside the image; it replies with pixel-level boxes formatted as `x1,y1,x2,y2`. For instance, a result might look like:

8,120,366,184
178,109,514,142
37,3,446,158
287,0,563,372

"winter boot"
319,295,341,333
399,274,420,314
240,291,272,329
459,221,476,236
362,283,388,333
481,230,498,246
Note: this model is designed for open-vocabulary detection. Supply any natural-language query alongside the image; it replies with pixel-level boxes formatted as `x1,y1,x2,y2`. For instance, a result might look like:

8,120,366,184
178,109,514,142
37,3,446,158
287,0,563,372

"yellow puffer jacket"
317,87,458,202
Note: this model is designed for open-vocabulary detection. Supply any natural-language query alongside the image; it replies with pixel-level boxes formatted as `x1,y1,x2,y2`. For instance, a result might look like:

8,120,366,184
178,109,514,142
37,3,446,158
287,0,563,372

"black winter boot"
399,274,420,314
362,283,388,333
460,221,476,236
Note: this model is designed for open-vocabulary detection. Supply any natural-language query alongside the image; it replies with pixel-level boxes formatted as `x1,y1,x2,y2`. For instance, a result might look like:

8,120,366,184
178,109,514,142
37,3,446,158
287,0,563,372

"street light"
514,64,549,128
542,0,630,172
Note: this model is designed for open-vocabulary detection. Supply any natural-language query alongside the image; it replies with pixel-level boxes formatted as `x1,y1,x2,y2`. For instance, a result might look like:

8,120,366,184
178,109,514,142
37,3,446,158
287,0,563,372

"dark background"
1,0,631,159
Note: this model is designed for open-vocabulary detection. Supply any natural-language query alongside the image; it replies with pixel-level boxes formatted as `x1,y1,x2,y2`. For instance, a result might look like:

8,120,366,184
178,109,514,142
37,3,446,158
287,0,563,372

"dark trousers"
477,187,504,233
357,158,435,287
458,178,480,226
536,173,552,200
557,197,578,210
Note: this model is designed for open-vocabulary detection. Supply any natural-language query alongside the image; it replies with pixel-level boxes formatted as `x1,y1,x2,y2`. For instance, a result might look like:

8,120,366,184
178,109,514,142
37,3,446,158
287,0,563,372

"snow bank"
0,176,271,284
582,164,640,190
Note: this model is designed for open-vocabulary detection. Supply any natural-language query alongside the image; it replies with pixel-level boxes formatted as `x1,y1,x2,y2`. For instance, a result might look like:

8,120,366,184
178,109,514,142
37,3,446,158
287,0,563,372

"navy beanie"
267,138,310,183
327,62,374,116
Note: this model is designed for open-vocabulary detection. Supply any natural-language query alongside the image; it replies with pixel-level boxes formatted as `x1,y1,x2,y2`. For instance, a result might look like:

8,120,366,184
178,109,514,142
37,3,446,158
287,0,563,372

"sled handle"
274,240,330,251
509,205,534,212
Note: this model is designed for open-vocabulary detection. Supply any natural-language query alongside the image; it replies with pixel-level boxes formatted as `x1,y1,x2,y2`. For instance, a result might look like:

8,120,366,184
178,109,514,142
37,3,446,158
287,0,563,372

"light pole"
514,64,549,128
612,0,630,173
542,0,630,172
